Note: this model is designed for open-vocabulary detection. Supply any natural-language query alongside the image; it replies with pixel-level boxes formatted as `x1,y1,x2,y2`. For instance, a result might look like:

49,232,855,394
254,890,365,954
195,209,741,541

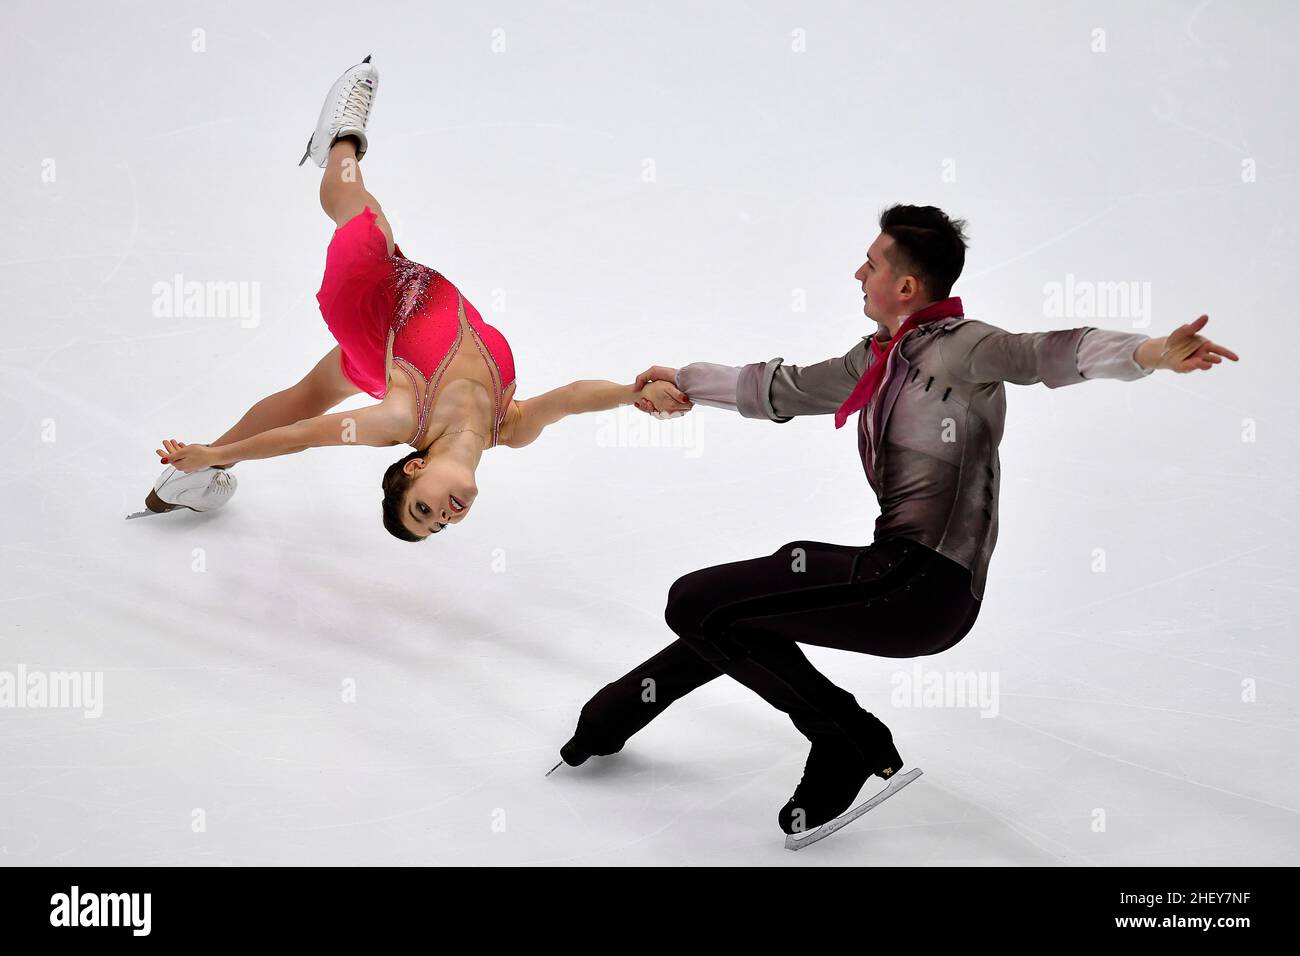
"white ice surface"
2,0,1298,865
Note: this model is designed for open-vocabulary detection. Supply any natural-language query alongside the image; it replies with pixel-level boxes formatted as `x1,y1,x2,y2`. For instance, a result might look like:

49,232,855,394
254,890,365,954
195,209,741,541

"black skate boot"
846,708,905,780
778,711,905,836
559,736,590,767
547,727,624,776
778,736,873,835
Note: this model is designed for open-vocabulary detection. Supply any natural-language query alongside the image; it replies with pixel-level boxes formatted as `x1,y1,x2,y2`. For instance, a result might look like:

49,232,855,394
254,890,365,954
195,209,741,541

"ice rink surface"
2,0,1297,864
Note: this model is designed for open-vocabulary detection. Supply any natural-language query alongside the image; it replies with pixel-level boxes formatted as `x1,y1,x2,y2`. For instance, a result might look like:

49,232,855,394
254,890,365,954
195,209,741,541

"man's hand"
157,439,214,473
1137,315,1239,372
634,365,679,390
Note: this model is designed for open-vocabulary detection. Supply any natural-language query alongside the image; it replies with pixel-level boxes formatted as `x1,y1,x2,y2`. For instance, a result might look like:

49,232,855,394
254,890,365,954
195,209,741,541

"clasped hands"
633,366,694,417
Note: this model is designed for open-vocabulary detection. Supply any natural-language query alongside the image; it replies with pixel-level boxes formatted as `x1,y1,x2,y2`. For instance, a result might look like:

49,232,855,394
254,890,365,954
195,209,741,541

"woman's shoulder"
375,376,418,445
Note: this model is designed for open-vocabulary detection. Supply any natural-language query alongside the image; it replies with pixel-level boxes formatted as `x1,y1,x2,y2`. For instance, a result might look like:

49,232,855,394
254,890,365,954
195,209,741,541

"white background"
2,0,1297,864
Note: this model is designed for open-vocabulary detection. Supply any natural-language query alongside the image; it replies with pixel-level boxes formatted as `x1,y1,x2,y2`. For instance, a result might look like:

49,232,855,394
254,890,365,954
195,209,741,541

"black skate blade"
544,758,564,778
783,767,923,851
363,54,372,63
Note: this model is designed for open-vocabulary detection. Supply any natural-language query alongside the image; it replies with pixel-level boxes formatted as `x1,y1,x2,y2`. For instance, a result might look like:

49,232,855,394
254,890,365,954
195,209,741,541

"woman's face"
401,454,478,536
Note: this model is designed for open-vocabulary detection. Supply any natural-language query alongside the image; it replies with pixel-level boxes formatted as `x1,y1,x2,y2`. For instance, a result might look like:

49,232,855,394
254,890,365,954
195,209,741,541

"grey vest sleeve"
673,360,799,419
1077,328,1154,380
676,337,873,422
736,338,873,421
674,363,743,411
938,319,1151,388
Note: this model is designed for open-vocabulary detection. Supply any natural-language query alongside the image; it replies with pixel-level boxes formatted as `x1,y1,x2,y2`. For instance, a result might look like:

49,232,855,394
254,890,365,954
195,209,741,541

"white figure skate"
126,466,237,519
298,54,379,168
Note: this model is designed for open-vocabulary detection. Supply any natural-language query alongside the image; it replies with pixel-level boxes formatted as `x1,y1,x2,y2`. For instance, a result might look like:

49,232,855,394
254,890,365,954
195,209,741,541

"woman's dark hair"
381,447,428,541
877,204,969,300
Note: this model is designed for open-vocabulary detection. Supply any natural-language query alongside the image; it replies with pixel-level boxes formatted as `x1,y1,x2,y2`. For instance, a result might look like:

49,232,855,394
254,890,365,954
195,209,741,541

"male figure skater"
554,204,1238,845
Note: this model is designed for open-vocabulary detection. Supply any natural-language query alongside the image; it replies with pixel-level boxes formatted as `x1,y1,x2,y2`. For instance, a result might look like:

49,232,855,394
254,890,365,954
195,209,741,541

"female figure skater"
144,56,693,539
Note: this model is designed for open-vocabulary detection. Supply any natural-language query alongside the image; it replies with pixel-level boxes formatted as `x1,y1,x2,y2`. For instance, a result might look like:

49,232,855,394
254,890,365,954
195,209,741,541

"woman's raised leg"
319,138,396,255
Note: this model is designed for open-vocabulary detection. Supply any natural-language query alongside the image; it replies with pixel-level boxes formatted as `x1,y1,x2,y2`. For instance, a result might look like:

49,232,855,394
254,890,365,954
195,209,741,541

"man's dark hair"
877,204,969,300
381,447,430,542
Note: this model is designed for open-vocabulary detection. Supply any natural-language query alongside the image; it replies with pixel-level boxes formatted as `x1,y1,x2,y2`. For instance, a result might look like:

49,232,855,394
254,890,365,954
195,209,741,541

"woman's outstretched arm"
499,379,692,449
160,403,405,471
206,347,362,466
208,387,324,458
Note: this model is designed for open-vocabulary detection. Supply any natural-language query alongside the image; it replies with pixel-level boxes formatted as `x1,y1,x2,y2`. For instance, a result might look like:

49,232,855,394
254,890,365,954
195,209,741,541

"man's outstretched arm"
937,313,1236,385
936,320,1154,387
657,335,877,422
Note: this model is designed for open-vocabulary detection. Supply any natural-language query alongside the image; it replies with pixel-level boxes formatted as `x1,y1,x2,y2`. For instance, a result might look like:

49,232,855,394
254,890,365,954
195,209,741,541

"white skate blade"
125,509,166,520
783,767,923,851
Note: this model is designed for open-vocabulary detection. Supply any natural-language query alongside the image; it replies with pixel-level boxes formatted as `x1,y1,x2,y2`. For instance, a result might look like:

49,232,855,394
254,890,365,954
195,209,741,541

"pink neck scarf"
833,296,964,429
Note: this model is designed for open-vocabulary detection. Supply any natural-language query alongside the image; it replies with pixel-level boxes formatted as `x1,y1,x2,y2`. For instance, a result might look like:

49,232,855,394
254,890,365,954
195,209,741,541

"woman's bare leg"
320,138,396,255
206,347,358,468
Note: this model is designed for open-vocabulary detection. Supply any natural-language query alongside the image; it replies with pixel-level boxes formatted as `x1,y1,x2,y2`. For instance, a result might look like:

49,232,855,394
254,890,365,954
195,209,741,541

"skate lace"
338,78,375,127
210,470,233,495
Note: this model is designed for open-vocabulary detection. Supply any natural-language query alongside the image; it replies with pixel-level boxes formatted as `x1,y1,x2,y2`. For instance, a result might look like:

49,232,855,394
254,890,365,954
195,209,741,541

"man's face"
853,233,925,332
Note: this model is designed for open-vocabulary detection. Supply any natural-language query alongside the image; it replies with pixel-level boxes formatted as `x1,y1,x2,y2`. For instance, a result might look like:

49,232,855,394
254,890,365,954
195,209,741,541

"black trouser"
572,535,983,755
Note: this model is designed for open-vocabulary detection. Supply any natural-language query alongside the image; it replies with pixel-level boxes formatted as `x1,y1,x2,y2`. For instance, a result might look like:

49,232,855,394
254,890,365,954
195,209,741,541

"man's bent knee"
665,570,715,635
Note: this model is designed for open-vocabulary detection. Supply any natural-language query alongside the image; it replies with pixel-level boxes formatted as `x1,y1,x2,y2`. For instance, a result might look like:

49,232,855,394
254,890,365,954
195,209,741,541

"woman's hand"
1138,315,1239,372
156,439,213,473
634,379,694,416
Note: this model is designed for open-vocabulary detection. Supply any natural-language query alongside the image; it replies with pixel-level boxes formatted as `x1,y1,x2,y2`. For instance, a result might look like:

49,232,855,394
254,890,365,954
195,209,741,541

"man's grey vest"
676,316,1152,600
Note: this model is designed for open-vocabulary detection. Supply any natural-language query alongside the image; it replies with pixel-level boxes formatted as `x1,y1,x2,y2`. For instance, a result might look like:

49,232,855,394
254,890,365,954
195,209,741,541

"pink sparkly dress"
315,206,517,448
